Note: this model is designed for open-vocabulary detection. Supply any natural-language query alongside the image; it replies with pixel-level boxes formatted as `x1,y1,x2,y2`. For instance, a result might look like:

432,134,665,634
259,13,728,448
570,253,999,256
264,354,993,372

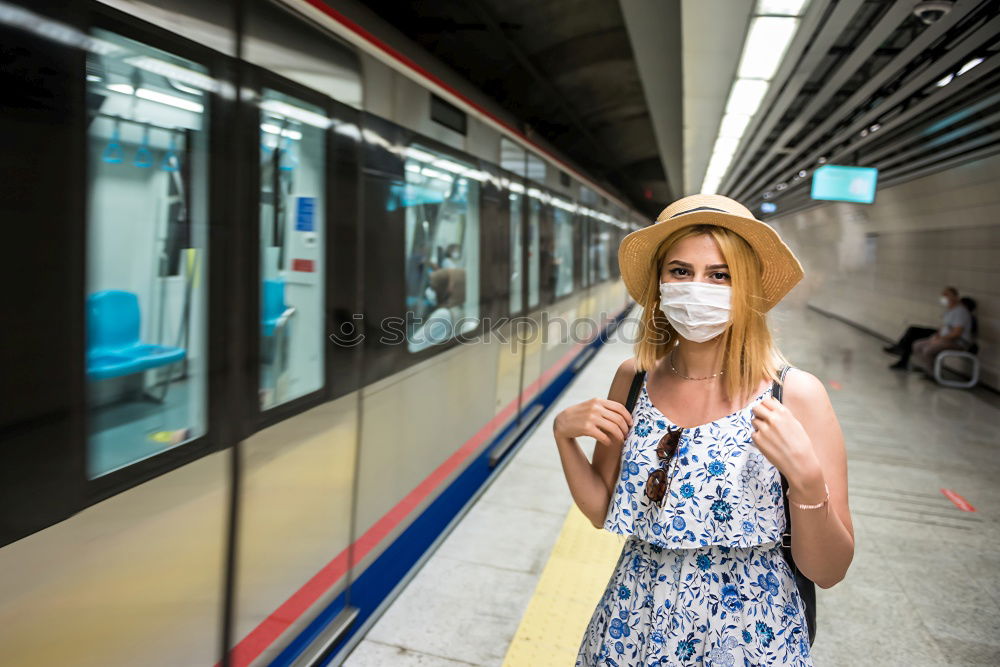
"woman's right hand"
553,398,633,447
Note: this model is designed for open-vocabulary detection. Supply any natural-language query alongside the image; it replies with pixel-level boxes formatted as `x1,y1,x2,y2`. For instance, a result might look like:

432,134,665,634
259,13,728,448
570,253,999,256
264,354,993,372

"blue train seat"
261,279,295,338
86,290,186,381
262,279,288,337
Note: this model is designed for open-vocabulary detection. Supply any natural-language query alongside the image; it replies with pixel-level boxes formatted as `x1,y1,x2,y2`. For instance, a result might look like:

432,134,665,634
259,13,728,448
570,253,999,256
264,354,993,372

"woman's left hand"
750,396,824,490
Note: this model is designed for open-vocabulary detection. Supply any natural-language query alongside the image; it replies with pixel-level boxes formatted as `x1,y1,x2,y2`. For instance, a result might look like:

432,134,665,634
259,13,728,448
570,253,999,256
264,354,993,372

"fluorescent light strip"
700,0,810,193
726,79,768,116
957,57,984,76
136,87,203,113
737,16,799,80
420,167,452,182
107,83,204,113
124,56,218,93
719,113,751,139
259,99,330,129
757,0,809,15
260,123,303,141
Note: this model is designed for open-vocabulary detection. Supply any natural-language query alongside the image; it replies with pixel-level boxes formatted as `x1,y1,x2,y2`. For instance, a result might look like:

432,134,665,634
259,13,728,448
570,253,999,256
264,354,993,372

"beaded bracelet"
786,483,830,510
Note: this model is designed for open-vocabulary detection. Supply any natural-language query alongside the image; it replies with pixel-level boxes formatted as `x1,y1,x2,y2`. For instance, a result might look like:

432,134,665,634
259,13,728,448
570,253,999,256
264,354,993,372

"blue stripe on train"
269,303,633,666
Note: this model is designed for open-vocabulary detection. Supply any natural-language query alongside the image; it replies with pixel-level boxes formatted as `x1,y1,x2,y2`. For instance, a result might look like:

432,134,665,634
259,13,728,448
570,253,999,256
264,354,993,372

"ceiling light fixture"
700,0,811,194
107,82,204,113
957,57,984,76
124,56,218,93
259,99,330,129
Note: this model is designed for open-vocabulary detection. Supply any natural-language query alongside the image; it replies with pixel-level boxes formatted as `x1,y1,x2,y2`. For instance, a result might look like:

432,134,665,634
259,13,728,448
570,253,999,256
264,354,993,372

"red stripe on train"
228,337,593,666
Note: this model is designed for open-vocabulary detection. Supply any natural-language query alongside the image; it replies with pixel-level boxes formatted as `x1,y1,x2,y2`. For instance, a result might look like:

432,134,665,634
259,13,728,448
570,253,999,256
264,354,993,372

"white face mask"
659,281,733,343
939,295,949,307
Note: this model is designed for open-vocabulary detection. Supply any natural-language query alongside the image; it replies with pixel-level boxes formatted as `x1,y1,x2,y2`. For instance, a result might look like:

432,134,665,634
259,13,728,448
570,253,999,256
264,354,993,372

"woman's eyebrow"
666,260,729,270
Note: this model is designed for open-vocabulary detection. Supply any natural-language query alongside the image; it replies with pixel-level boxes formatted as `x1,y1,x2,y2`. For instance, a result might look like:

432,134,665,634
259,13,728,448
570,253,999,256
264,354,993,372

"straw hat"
618,194,804,310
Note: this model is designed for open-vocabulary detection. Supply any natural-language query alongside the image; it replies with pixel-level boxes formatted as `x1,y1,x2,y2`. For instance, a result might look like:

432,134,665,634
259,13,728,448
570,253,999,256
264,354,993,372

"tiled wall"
769,152,1000,389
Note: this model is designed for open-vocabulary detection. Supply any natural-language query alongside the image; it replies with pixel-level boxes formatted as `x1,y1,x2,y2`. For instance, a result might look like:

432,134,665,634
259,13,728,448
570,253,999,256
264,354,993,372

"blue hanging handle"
162,133,180,172
102,119,124,164
134,125,154,168
278,135,297,172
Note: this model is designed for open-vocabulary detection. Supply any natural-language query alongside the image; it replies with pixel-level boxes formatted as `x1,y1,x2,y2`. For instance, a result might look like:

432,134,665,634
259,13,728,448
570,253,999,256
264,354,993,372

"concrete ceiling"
618,0,684,205
362,0,682,217
356,0,1000,219
679,0,754,195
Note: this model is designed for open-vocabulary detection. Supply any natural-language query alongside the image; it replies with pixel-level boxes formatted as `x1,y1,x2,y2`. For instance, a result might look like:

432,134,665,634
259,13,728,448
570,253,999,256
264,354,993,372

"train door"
226,1,364,663
0,4,237,666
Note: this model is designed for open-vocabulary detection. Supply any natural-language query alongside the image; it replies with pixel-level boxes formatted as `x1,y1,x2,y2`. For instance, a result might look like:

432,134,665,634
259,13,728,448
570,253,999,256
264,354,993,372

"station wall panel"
771,153,1000,389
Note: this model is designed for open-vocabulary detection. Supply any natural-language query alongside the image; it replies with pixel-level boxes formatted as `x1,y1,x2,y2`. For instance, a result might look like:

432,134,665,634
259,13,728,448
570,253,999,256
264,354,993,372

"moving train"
0,1,643,664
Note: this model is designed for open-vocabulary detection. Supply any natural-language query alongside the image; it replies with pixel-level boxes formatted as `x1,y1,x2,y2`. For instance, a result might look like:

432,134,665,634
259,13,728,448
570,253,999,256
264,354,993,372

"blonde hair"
633,224,790,402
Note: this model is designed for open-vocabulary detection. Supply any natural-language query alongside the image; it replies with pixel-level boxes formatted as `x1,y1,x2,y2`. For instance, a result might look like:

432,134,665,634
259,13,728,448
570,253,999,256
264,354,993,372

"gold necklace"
669,348,725,381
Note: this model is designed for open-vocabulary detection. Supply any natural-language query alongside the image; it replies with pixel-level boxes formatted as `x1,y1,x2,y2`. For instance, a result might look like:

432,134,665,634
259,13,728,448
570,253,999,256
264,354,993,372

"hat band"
669,206,727,218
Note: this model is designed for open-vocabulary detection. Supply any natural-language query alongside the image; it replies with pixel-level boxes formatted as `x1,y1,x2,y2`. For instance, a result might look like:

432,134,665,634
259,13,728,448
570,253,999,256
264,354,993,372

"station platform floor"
342,303,1000,666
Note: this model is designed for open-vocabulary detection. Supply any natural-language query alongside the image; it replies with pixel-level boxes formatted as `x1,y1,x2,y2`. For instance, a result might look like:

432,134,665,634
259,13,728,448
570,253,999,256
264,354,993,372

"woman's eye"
713,272,731,281
669,268,689,277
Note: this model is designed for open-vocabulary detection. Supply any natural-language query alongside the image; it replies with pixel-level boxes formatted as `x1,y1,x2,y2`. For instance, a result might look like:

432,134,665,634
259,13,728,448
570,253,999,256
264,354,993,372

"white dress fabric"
576,375,813,666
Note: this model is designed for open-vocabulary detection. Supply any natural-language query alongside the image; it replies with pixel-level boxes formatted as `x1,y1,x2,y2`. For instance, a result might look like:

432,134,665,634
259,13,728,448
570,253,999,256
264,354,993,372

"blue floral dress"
576,374,813,666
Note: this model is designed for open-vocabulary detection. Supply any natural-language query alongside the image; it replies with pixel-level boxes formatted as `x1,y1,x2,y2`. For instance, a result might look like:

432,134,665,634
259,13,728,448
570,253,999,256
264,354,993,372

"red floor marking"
829,380,842,390
225,336,592,666
940,489,976,512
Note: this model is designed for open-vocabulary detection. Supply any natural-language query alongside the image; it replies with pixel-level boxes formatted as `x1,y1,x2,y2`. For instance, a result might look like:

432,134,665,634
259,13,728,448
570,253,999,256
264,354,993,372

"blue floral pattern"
604,375,785,548
577,376,812,666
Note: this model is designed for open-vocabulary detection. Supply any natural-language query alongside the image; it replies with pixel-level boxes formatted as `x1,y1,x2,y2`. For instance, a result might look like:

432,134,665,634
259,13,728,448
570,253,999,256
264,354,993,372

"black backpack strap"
771,364,818,645
624,369,646,413
771,364,792,548
771,363,790,403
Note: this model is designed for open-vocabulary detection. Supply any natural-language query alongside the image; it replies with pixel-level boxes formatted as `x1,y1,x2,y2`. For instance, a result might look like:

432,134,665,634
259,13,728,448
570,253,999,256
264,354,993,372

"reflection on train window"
553,203,574,298
403,145,481,352
579,212,590,289
594,223,612,282
84,29,212,478
258,89,327,409
528,196,541,308
509,188,523,314
527,152,546,183
500,137,526,177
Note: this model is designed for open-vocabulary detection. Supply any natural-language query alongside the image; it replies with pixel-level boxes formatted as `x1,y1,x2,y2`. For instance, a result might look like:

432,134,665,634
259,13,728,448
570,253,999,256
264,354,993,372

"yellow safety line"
503,505,628,666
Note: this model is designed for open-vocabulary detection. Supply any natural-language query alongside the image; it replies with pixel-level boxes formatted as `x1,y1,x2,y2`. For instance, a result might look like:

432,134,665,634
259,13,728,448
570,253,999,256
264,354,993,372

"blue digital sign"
295,197,315,231
810,165,879,204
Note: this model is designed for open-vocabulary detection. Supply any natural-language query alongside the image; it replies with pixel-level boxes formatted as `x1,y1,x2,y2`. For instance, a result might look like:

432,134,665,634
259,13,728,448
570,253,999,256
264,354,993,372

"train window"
527,195,541,308
509,186,523,314
403,145,481,352
84,29,212,478
526,151,546,183
500,137,526,176
258,88,328,410
553,200,574,298
579,211,591,289
593,222,612,282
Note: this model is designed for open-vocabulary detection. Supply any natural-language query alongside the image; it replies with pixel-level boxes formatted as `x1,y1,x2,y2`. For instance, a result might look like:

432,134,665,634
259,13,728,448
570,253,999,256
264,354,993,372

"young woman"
553,194,854,666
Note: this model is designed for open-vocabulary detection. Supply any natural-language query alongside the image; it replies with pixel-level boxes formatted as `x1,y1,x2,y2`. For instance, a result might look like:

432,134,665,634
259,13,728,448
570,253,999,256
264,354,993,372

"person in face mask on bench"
886,287,972,370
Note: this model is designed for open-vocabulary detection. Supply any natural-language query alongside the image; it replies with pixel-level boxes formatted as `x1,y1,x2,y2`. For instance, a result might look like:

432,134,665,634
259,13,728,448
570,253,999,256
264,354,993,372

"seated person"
409,267,467,351
428,243,464,271
909,288,975,372
887,286,969,370
960,296,979,343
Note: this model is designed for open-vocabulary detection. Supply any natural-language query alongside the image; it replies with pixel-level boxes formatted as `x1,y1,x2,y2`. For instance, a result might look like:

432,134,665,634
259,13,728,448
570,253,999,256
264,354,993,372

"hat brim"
618,209,804,310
